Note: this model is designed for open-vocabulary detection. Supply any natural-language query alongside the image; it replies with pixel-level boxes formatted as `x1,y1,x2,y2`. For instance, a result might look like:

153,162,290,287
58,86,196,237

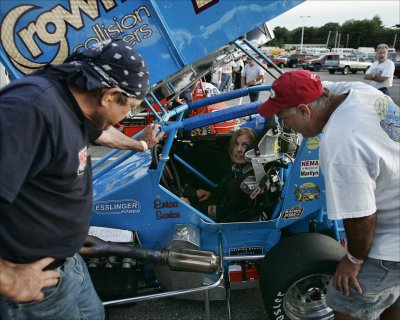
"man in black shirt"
0,38,155,319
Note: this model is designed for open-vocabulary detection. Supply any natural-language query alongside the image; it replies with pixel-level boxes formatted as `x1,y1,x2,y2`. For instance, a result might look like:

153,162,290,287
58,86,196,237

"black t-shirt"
0,75,92,263
86,119,103,143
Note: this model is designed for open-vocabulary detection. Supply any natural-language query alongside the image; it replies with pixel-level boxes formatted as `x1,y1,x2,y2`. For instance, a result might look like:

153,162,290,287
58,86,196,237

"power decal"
93,199,141,214
300,159,319,178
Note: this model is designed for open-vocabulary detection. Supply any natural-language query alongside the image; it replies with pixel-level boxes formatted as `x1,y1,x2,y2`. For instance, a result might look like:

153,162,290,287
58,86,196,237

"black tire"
259,233,345,320
314,64,321,72
328,69,335,74
351,70,357,74
342,66,350,75
292,63,298,68
278,62,285,68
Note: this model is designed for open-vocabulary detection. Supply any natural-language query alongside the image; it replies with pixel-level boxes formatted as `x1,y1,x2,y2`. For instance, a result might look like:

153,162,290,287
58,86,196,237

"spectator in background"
219,58,237,92
210,66,222,89
233,57,245,90
364,43,395,96
241,57,264,102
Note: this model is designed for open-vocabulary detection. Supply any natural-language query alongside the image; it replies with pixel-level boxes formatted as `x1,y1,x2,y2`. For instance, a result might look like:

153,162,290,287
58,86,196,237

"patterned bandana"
46,38,150,99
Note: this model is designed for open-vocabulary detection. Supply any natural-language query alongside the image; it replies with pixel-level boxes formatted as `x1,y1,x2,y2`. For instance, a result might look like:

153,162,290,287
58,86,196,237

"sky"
268,0,400,30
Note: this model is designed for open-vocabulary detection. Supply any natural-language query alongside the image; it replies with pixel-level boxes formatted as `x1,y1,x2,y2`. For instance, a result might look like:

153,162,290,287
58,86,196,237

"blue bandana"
46,38,150,99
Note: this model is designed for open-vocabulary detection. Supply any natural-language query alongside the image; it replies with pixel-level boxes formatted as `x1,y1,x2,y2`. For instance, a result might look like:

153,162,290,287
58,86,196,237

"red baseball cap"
258,70,324,118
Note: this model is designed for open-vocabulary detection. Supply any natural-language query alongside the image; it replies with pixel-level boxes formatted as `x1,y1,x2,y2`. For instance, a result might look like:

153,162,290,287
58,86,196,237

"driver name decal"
154,197,181,219
93,199,141,214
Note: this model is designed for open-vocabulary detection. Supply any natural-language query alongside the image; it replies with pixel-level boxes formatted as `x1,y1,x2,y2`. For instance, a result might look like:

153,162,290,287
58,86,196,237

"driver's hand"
180,197,191,205
196,189,211,202
140,123,164,149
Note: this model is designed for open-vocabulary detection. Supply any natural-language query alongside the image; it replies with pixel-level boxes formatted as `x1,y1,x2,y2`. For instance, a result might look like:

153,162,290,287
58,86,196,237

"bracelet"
347,252,364,265
139,140,148,152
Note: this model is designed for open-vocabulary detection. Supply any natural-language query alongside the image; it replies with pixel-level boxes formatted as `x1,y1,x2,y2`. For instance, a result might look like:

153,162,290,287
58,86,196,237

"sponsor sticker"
306,137,320,150
280,206,304,220
300,159,319,178
294,182,320,202
93,199,141,214
229,246,263,256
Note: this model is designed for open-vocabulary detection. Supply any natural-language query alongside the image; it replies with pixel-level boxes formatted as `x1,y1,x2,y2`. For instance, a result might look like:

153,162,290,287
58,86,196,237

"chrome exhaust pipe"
80,235,220,273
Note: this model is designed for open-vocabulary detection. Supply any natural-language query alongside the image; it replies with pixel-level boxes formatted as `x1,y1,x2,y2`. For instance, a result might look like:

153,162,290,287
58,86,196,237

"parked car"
287,53,315,68
302,53,341,72
394,59,400,78
266,55,288,68
324,55,372,75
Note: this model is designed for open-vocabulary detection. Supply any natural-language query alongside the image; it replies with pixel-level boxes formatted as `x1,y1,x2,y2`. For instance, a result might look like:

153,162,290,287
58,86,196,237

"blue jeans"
327,257,400,320
4,254,104,320
219,73,232,92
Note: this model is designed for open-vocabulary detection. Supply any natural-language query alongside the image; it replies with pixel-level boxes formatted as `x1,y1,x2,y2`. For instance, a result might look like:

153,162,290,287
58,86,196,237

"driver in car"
180,127,267,222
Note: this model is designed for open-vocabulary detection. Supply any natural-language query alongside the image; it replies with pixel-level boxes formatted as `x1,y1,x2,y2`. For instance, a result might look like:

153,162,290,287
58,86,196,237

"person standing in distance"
0,38,157,320
364,43,395,96
258,70,399,320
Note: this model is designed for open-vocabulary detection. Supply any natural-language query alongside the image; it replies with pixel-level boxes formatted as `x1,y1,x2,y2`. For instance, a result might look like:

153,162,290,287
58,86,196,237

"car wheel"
278,62,285,68
314,64,321,72
328,70,335,74
292,63,297,68
342,66,350,75
259,233,345,320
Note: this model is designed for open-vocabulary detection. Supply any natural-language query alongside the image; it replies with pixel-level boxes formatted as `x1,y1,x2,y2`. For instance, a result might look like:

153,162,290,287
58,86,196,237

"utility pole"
337,33,341,48
346,34,349,48
334,31,338,48
326,31,331,48
300,15,310,53
393,33,397,49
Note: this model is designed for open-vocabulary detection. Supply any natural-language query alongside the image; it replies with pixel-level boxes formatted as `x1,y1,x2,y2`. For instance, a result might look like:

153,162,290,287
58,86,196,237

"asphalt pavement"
94,68,399,320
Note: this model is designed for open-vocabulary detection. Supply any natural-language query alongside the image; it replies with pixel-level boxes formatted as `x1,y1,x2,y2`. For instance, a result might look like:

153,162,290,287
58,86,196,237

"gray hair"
376,44,389,51
285,88,331,114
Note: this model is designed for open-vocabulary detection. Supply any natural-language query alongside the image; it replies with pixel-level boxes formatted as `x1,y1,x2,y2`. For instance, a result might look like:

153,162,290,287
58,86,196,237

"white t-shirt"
321,81,400,261
365,59,395,89
221,61,237,74
242,63,264,86
211,67,222,84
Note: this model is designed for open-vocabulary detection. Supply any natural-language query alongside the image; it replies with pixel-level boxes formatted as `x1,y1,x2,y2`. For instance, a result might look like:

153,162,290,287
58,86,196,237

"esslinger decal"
93,199,141,214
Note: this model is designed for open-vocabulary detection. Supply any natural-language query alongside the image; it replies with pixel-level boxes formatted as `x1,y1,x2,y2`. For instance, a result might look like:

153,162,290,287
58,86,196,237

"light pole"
300,15,310,53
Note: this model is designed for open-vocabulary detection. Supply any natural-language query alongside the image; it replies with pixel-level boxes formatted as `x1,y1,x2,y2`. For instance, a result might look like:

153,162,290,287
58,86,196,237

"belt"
43,258,67,271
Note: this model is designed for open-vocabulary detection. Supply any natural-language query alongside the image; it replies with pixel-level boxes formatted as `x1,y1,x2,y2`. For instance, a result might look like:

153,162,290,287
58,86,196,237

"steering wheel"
151,144,182,195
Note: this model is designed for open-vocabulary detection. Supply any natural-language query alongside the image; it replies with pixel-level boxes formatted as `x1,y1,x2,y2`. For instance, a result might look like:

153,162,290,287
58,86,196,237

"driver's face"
232,134,252,165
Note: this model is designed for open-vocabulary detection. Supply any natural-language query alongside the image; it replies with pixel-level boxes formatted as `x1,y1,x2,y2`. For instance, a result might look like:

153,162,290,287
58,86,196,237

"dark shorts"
326,257,400,320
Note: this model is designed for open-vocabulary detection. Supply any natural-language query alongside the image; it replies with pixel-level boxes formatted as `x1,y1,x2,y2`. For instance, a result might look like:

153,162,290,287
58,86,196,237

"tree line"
270,16,399,50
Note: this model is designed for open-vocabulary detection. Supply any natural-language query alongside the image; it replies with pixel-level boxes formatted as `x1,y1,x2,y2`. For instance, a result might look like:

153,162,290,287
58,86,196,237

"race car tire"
259,233,345,320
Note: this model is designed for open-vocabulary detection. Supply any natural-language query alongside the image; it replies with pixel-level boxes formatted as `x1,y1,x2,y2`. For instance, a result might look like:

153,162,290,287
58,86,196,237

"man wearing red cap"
259,70,400,320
